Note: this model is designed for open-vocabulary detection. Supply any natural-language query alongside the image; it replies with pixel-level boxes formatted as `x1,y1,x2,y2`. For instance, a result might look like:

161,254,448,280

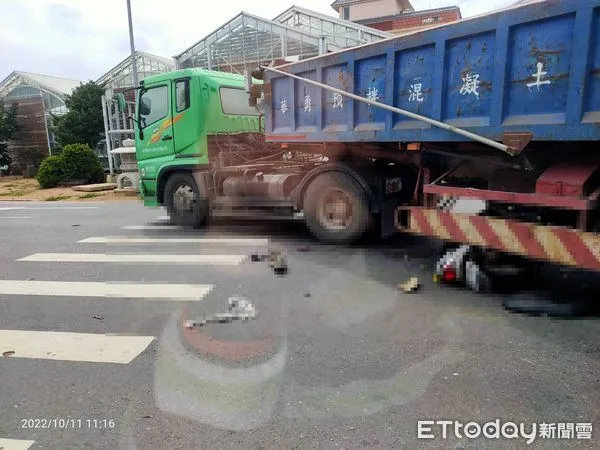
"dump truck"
119,0,600,276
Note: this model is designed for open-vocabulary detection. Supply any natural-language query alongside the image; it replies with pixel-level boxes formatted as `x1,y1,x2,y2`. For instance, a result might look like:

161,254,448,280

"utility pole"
126,0,139,87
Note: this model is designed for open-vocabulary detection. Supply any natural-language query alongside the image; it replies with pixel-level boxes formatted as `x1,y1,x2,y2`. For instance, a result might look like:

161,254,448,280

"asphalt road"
0,200,599,450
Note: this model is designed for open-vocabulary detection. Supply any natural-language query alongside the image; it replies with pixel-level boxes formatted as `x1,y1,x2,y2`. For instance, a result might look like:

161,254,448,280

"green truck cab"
117,68,406,244
131,69,260,208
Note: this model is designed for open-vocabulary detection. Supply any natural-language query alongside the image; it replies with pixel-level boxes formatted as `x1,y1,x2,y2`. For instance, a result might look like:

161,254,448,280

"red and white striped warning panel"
397,208,600,271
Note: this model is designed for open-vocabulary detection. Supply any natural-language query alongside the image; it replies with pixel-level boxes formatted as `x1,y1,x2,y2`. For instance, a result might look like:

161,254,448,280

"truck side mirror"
114,93,126,113
139,97,151,116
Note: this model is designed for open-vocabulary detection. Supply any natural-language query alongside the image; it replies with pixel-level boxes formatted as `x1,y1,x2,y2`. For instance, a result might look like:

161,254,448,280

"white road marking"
18,253,246,265
156,215,170,221
0,206,97,210
26,206,98,210
0,216,32,219
122,225,183,231
0,438,35,450
0,330,154,364
79,236,270,245
0,280,213,301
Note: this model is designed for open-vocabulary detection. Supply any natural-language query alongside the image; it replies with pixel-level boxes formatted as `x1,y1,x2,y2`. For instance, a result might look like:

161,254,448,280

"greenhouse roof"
96,51,174,90
0,71,81,99
175,12,324,73
175,7,391,73
275,5,391,43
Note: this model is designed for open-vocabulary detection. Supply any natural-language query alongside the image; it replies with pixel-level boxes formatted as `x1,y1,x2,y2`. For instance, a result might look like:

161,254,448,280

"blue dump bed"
265,0,600,144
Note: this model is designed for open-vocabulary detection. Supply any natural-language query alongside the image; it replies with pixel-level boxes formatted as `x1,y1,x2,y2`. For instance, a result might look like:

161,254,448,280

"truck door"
171,77,195,154
137,84,174,161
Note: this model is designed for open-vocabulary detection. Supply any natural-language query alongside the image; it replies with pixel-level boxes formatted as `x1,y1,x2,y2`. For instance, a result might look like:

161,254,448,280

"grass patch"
0,190,28,197
0,177,40,198
79,193,103,199
44,195,72,201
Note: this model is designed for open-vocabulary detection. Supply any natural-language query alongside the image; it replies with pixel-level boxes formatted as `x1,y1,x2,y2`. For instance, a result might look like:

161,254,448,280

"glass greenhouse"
175,7,391,74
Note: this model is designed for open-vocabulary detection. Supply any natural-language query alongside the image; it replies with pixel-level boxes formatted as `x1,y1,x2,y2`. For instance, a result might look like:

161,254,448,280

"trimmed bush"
36,143,105,189
59,144,105,184
36,155,64,188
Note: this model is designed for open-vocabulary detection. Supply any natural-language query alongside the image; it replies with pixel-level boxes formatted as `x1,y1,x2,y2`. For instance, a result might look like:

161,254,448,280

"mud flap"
192,170,212,215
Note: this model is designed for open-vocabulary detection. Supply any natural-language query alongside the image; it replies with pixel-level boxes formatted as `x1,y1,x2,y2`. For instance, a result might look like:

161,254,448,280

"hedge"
36,144,105,189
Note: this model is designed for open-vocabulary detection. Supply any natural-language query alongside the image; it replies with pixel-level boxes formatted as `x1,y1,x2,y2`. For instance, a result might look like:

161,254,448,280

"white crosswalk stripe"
17,253,247,265
0,280,213,301
0,438,35,450
0,330,154,364
79,236,270,245
0,206,97,210
122,225,183,230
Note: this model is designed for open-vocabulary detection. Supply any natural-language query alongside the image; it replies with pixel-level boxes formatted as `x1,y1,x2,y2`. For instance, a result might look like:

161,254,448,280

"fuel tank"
222,173,303,199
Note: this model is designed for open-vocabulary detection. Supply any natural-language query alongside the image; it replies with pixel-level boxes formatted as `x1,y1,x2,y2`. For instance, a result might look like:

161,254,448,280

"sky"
0,0,516,83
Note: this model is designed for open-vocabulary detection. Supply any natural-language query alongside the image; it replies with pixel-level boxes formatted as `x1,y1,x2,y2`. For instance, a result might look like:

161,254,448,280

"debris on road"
273,253,288,275
266,249,288,275
501,292,588,318
304,292,312,298
398,277,420,293
184,295,257,329
268,249,281,268
2,351,15,357
92,314,104,320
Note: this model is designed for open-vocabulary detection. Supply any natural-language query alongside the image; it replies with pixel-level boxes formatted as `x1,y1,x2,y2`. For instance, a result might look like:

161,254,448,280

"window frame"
219,86,260,117
138,84,169,129
174,78,191,113
343,6,350,20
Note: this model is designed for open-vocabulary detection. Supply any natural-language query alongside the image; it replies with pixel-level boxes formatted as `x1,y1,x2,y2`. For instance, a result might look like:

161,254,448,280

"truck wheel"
164,172,207,228
303,172,370,244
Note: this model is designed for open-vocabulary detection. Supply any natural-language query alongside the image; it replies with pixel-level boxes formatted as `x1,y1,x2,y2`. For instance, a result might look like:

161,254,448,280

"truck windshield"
220,87,260,116
139,85,168,127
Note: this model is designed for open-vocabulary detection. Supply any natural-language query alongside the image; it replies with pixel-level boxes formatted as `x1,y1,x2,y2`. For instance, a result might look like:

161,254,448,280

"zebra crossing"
0,438,36,450
0,213,269,448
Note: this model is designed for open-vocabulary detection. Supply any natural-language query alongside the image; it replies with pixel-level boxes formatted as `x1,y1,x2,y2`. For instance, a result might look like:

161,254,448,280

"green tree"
0,102,18,169
53,81,105,149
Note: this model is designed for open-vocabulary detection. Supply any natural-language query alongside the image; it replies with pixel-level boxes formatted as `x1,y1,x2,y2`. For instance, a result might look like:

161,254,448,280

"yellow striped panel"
579,233,600,263
424,210,452,240
534,227,576,267
487,219,527,255
453,214,486,247
410,213,423,234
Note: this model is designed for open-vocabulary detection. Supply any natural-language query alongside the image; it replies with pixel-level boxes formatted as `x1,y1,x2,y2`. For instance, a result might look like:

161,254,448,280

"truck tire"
303,172,370,244
164,172,207,228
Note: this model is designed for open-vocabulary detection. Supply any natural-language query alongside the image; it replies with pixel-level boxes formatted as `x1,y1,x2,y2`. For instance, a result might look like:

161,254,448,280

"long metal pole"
41,93,52,156
262,66,513,155
101,95,115,177
126,0,139,88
